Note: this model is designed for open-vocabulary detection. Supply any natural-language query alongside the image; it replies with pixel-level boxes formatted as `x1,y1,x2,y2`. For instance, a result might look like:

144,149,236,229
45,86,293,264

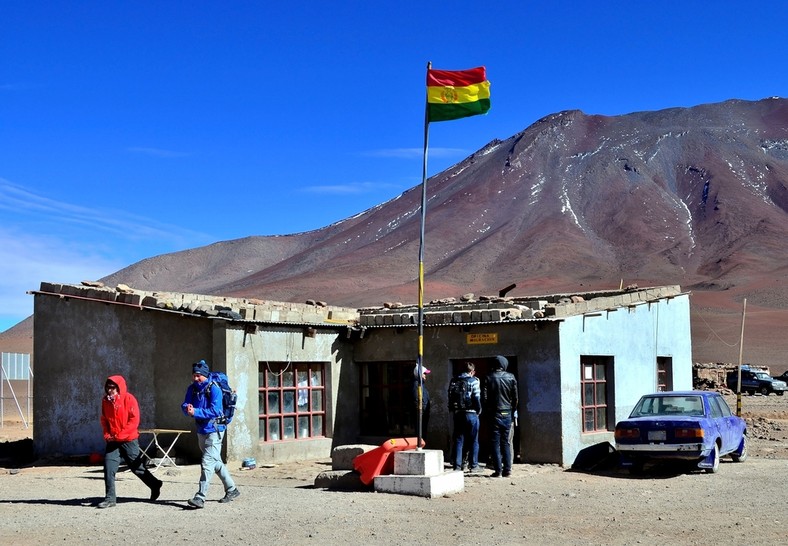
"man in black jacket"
482,355,518,477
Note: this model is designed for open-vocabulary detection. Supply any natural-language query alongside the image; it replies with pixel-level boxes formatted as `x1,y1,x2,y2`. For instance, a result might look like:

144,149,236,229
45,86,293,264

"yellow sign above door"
466,333,498,345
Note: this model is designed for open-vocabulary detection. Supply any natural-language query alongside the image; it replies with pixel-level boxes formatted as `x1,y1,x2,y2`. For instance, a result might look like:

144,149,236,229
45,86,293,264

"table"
138,428,191,472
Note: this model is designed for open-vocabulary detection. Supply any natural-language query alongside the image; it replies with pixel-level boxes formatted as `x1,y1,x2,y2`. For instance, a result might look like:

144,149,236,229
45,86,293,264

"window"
359,361,415,436
258,362,326,442
657,357,673,391
581,356,613,433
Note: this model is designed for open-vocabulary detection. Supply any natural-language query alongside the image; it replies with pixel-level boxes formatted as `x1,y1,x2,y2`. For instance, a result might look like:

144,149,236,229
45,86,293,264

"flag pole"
416,61,431,450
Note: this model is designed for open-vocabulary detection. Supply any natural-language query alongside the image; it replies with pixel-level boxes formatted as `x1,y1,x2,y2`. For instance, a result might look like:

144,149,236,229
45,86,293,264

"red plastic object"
353,437,425,485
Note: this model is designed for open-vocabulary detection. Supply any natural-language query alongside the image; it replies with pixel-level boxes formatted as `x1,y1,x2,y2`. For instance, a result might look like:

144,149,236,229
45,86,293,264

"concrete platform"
374,469,464,498
373,448,464,498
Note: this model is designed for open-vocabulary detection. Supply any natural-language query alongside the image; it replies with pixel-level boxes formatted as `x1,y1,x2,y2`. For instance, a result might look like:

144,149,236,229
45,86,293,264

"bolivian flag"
427,66,490,123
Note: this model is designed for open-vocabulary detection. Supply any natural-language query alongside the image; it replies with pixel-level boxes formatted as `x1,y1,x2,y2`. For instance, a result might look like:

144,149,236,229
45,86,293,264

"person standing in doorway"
482,355,518,478
182,359,240,508
449,362,482,472
99,375,163,508
412,364,431,438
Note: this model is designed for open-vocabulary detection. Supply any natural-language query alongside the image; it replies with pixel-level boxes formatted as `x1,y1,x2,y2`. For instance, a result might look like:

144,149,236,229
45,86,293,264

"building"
32,282,691,466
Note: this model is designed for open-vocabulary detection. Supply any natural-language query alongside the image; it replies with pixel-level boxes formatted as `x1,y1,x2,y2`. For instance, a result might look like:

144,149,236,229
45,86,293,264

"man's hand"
186,403,195,416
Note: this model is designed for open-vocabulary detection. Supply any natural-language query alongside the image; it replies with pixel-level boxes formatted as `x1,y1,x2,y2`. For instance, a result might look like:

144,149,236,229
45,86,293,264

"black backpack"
448,376,473,411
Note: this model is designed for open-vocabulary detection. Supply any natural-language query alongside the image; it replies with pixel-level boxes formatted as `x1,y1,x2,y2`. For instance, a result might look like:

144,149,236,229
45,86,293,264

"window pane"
258,371,266,386
267,370,279,387
298,416,310,438
283,416,295,439
583,384,594,405
283,391,295,413
268,419,280,441
595,407,607,429
312,415,323,436
595,386,606,405
583,409,594,431
297,369,308,387
258,393,266,413
259,418,265,439
595,363,606,380
311,390,323,412
268,391,280,414
311,368,323,387
583,364,593,380
282,370,294,387
297,386,309,411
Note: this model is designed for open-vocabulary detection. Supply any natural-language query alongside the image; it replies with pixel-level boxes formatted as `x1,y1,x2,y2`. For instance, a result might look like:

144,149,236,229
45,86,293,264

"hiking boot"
150,480,162,501
187,496,205,509
218,488,241,503
97,499,116,509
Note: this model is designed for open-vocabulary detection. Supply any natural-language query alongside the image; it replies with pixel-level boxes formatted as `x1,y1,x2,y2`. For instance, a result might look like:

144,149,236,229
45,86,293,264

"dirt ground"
1,392,786,545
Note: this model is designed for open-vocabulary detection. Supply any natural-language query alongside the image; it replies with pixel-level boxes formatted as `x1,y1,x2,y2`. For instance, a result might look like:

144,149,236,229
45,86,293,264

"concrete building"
31,282,691,467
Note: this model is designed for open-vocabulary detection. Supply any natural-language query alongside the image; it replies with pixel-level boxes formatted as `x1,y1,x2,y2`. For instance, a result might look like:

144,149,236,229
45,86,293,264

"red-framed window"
258,362,326,442
581,356,613,433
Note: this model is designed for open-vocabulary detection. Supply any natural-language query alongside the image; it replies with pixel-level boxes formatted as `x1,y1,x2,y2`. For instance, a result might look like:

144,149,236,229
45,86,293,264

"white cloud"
0,179,214,330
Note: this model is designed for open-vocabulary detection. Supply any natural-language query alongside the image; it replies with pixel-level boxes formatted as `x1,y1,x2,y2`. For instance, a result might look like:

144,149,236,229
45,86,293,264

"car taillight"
615,427,640,439
674,428,704,439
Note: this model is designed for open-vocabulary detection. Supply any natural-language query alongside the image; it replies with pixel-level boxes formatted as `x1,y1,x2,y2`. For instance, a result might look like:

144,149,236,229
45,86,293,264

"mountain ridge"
3,97,787,367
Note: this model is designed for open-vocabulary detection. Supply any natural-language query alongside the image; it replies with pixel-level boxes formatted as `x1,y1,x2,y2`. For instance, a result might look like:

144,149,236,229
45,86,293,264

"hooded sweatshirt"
100,375,141,442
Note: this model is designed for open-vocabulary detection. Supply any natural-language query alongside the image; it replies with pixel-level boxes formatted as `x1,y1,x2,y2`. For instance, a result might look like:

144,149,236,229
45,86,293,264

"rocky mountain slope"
4,97,788,366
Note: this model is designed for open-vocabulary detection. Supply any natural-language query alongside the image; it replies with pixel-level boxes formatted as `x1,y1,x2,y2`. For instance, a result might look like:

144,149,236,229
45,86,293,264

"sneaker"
150,480,162,501
468,466,483,474
97,499,116,509
187,496,205,509
218,488,240,503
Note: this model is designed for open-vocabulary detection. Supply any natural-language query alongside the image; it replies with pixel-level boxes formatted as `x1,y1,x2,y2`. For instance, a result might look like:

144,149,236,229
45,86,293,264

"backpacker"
195,371,237,425
448,376,473,411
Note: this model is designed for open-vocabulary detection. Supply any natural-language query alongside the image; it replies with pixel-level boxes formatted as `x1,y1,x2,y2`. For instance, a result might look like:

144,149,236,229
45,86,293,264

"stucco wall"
33,294,212,458
557,294,693,465
353,321,564,460
222,325,355,463
33,291,354,464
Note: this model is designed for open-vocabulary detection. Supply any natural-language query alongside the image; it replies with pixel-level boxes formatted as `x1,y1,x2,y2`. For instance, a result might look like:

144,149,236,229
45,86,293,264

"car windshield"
754,372,771,380
629,395,705,417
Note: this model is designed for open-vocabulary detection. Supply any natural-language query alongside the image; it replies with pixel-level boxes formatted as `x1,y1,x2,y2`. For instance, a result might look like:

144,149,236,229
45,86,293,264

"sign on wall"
466,333,498,345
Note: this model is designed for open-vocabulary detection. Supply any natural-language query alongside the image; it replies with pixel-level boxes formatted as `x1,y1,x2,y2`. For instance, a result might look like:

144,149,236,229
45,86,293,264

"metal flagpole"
416,61,432,450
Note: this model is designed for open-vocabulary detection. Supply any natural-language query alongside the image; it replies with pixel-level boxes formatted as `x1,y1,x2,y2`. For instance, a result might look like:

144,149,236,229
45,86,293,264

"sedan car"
614,391,747,474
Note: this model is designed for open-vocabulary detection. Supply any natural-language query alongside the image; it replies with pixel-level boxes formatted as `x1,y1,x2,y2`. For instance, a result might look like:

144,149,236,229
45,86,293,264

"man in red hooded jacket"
99,375,163,508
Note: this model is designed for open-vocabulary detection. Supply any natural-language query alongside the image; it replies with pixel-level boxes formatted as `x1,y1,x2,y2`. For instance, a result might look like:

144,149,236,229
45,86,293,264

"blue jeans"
452,412,480,470
490,412,513,474
196,431,236,499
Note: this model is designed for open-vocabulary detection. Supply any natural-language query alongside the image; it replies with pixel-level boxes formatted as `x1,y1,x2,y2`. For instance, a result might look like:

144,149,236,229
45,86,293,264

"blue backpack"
195,371,237,425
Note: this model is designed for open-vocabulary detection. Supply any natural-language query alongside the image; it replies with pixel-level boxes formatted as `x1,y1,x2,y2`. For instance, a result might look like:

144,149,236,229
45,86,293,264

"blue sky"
1,2,786,332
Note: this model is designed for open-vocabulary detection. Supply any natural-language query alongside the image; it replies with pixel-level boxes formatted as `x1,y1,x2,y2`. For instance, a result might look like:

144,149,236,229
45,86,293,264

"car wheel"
759,386,769,396
704,443,720,474
731,435,748,463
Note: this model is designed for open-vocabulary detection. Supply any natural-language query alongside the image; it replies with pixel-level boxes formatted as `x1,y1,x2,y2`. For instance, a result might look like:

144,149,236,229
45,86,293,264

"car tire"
731,435,748,463
759,386,769,396
704,443,720,474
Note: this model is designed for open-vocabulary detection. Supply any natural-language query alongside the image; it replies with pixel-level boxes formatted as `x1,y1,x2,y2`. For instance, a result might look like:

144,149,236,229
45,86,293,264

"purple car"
614,391,748,474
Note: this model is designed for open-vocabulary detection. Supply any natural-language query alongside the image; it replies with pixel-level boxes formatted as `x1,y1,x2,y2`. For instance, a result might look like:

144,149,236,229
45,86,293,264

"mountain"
3,97,788,367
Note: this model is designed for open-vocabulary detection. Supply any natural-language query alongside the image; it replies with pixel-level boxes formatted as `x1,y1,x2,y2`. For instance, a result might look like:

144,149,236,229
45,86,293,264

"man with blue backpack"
182,359,240,508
